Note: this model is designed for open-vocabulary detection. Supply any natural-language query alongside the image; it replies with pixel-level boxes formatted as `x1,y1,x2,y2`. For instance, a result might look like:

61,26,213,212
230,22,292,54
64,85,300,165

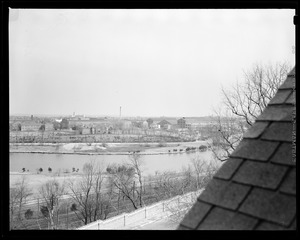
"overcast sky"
9,9,295,117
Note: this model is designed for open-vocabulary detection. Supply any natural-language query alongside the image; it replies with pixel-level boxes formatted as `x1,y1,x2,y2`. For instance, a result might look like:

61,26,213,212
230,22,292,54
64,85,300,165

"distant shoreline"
9,150,189,155
9,141,209,156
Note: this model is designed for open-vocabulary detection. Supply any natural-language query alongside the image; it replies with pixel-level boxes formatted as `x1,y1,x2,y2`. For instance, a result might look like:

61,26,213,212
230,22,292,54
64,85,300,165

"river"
9,151,216,176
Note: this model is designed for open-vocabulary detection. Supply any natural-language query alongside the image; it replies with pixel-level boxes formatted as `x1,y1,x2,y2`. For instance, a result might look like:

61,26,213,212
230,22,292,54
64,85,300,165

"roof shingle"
239,188,296,227
198,178,251,210
179,201,212,229
197,207,258,230
279,76,295,90
242,122,269,139
255,221,285,230
230,139,279,161
268,89,292,105
261,122,293,142
280,168,296,195
214,158,243,180
232,161,288,190
285,91,295,105
256,105,294,122
270,142,295,166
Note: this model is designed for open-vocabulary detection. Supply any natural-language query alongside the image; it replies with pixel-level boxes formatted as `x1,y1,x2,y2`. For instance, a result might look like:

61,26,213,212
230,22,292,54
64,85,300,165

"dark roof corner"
178,66,296,230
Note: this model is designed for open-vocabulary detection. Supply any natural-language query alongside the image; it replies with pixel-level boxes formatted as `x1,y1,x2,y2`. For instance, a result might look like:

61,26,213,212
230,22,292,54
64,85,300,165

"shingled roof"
177,67,296,230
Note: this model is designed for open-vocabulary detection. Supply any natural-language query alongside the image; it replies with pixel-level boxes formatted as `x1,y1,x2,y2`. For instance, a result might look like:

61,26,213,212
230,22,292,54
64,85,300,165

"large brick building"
20,121,42,131
177,117,186,128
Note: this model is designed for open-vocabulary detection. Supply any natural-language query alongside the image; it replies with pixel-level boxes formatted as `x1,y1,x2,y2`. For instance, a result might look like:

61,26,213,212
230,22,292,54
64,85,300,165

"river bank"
9,141,211,155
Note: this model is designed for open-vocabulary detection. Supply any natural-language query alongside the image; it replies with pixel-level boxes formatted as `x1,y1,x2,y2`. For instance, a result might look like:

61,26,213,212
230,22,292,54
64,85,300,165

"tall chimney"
119,106,122,119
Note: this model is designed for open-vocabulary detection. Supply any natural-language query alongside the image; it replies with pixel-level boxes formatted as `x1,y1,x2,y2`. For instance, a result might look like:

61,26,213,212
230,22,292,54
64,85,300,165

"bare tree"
127,153,144,207
212,62,291,160
10,176,32,229
38,179,65,229
67,160,108,224
165,157,221,224
152,170,192,200
209,110,245,161
222,62,291,126
106,163,139,210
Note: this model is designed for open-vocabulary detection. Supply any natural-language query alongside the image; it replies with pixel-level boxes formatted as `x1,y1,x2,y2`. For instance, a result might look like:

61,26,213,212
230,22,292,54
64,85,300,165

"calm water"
9,151,215,175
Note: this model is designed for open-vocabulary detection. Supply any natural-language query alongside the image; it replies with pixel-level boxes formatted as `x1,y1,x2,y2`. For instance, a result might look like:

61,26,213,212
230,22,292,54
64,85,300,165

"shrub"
40,206,49,218
70,203,77,211
24,209,33,219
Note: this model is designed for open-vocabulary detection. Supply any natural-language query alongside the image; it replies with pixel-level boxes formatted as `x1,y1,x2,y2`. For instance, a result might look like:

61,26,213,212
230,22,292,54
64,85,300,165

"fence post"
133,181,135,198
57,209,59,229
163,202,165,212
145,207,147,218
66,205,69,230
98,221,100,230
124,214,126,226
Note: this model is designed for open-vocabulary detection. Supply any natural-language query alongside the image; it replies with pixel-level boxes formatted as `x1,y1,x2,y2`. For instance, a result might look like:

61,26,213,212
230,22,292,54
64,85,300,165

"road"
128,216,179,230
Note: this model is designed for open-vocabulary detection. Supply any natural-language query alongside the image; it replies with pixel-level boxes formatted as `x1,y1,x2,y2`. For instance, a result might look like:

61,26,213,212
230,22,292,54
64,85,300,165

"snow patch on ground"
62,143,107,151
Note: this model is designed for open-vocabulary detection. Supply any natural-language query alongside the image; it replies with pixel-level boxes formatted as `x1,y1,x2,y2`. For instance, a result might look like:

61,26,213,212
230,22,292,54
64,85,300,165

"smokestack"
119,106,122,119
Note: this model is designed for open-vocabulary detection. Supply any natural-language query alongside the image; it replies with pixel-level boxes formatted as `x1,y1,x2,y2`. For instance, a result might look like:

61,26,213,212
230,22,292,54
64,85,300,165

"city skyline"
9,9,295,117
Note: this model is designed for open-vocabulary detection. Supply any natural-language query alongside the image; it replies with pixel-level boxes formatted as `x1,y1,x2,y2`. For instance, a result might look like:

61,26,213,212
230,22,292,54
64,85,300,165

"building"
70,113,90,121
178,67,296,230
142,121,149,129
121,120,132,129
44,123,53,131
20,121,42,131
131,121,143,128
81,128,90,135
177,117,186,128
157,120,172,130
151,123,160,129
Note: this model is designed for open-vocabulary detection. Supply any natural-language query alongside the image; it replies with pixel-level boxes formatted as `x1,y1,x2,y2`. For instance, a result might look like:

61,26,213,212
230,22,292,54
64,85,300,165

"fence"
78,189,203,230
10,173,197,230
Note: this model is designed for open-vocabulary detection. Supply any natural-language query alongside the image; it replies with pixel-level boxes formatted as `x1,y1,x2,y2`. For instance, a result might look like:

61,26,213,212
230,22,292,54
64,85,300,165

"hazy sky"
9,9,295,117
